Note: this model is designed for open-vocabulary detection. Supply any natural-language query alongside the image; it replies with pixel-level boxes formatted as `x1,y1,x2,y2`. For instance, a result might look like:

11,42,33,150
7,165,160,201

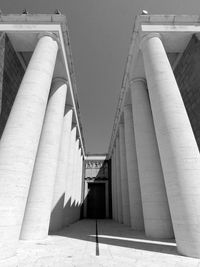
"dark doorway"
87,183,106,219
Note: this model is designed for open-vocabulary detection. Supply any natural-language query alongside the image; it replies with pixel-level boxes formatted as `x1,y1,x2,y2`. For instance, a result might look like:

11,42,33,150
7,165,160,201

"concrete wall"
174,34,200,149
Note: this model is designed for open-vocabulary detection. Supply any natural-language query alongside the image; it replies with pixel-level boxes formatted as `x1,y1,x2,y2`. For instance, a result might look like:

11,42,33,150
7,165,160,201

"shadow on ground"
54,219,179,256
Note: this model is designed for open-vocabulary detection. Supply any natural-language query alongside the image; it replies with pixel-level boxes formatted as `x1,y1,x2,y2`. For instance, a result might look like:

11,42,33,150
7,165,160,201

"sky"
1,0,200,154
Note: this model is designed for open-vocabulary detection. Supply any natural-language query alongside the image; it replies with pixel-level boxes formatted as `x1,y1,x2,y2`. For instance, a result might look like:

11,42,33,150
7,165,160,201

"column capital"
52,77,68,86
129,78,147,92
130,77,146,85
37,32,60,46
140,33,161,50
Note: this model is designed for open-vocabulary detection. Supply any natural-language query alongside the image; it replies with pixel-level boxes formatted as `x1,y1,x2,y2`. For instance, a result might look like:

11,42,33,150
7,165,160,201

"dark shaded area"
87,183,105,219
0,33,25,137
82,159,112,220
49,195,82,234
174,34,200,150
95,219,99,256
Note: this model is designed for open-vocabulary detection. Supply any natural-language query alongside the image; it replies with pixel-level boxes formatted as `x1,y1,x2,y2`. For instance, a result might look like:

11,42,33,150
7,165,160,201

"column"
111,151,116,220
20,78,67,240
72,140,81,222
123,105,144,230
141,33,200,257
112,146,118,221
131,78,173,238
119,123,131,226
77,152,83,206
115,135,123,223
0,34,58,260
49,106,73,233
63,126,77,226
113,146,118,221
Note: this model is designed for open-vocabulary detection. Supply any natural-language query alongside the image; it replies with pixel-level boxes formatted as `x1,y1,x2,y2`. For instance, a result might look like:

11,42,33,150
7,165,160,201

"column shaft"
119,123,131,226
111,152,116,220
131,78,173,238
20,79,67,240
123,105,144,230
142,33,200,257
77,153,83,205
115,136,123,223
0,35,58,259
71,140,80,222
49,107,73,233
63,126,77,226
112,147,118,221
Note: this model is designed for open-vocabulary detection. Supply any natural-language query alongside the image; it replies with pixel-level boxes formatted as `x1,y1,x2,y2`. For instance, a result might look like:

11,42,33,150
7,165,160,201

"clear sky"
1,0,200,153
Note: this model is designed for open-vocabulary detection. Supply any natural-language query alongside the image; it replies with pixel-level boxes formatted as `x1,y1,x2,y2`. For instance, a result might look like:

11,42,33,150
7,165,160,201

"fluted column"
115,135,123,223
119,123,131,226
123,105,144,230
141,33,200,257
49,106,73,233
0,34,58,260
130,78,173,238
63,126,77,226
20,78,67,240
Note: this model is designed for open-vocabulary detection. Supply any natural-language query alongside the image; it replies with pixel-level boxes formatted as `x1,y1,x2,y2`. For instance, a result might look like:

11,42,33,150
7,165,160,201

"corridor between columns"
2,12,200,266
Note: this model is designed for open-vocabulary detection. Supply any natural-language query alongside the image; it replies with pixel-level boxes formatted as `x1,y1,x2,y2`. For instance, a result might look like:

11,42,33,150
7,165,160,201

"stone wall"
174,34,200,149
0,33,25,137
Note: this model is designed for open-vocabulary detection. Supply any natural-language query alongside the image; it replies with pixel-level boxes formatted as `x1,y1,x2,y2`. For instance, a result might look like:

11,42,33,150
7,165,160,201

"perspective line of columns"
0,33,84,261
111,32,200,258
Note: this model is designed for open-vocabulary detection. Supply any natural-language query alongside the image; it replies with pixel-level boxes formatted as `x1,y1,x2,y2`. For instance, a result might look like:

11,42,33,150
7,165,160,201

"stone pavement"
12,219,200,266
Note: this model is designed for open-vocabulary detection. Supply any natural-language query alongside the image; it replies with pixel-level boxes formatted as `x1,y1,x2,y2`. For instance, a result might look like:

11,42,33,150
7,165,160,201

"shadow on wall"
55,219,178,256
49,195,82,235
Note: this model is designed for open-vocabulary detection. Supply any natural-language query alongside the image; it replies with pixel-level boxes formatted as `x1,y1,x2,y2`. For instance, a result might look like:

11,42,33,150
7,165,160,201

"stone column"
111,151,116,220
113,146,118,221
112,146,118,221
49,106,73,233
63,126,77,226
119,123,131,226
130,78,173,238
141,33,200,257
20,78,67,240
115,135,123,223
77,152,83,206
0,34,58,260
123,105,144,230
71,139,80,223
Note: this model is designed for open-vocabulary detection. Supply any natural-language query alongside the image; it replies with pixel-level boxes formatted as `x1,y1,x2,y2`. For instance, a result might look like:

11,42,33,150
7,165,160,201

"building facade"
83,154,111,219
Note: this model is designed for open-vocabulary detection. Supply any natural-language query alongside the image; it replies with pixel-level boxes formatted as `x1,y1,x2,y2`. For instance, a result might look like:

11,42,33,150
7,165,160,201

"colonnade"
111,33,200,258
0,33,84,262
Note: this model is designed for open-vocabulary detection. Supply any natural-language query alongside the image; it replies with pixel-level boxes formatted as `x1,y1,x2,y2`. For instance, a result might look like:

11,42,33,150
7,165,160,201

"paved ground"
10,219,200,266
